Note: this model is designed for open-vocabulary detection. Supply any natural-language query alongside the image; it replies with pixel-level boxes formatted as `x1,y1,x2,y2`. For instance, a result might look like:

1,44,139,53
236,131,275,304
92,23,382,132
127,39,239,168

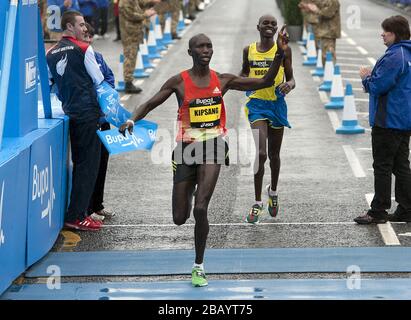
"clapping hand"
359,66,372,80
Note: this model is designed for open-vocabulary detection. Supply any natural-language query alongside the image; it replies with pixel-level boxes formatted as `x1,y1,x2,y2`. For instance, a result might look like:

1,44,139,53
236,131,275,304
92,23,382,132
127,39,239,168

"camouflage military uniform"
299,0,320,48
154,0,180,38
188,0,200,18
154,0,169,28
311,0,341,65
169,0,181,37
119,0,146,83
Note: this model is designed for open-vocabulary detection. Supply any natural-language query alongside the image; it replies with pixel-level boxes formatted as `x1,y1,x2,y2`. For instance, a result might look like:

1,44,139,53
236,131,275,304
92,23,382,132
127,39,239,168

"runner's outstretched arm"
119,75,179,135
221,25,289,93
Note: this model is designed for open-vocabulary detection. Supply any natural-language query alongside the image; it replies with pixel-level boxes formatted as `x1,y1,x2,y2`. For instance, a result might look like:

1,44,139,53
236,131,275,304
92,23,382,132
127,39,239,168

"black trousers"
66,119,101,222
114,16,121,39
88,121,110,214
370,127,411,218
95,7,108,36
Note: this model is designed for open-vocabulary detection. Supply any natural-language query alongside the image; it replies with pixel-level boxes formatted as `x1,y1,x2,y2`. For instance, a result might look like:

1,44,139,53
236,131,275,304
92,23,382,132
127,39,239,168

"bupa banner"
97,122,157,155
96,81,135,128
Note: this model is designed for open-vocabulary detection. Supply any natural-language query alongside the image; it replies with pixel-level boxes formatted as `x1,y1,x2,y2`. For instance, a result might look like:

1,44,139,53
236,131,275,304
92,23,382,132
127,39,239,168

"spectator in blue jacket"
83,22,116,221
48,0,80,14
78,0,98,28
95,0,110,39
355,15,411,224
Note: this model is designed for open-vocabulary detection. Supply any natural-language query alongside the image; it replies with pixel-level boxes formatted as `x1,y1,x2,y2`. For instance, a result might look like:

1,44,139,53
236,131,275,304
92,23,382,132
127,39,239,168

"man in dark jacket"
47,10,104,231
355,15,411,224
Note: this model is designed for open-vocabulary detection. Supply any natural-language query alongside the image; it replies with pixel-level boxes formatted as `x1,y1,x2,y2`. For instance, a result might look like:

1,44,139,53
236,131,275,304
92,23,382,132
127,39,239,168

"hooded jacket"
362,40,411,131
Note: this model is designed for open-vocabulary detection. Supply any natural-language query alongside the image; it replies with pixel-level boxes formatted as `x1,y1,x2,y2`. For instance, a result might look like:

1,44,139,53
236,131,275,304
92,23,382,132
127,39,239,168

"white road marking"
338,63,363,67
343,77,362,82
327,111,340,132
356,46,368,55
357,112,369,116
398,233,411,237
341,69,361,74
342,145,366,178
312,76,321,83
365,194,401,246
338,51,362,55
355,98,369,102
357,148,372,151
346,38,357,45
337,46,355,51
319,91,329,104
338,57,367,61
352,87,365,92
120,94,131,102
132,80,144,87
102,222,359,228
368,57,377,65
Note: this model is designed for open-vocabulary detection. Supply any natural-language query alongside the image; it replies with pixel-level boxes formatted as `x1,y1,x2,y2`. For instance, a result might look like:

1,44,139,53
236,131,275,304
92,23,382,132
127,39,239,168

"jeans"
370,127,411,218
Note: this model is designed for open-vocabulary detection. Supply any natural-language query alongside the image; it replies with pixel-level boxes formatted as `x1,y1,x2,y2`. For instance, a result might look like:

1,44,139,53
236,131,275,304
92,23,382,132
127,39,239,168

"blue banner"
97,124,157,155
26,120,65,267
96,81,133,128
0,147,30,295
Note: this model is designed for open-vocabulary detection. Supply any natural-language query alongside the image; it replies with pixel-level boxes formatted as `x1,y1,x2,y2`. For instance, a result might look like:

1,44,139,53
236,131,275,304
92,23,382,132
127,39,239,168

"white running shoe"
90,213,105,222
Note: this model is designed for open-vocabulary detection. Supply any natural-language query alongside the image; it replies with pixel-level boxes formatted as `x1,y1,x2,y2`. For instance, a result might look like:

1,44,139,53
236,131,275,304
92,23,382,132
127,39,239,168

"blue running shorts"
245,98,291,129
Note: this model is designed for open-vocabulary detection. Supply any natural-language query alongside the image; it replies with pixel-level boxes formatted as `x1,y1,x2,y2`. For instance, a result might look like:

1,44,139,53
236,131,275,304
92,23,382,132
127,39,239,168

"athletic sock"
193,263,204,270
255,201,263,207
269,188,278,197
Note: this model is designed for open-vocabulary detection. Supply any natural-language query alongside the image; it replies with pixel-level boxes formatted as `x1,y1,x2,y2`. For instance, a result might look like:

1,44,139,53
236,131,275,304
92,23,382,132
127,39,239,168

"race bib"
250,60,272,77
189,96,222,129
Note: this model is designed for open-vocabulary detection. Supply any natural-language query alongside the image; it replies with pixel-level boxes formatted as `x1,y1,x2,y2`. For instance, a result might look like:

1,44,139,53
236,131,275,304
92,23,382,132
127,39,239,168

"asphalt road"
48,0,411,280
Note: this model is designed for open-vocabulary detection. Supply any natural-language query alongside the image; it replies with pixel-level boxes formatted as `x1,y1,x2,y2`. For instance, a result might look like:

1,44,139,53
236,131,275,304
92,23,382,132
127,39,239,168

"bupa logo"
22,0,38,5
25,56,37,94
32,147,56,227
106,133,144,148
0,181,5,246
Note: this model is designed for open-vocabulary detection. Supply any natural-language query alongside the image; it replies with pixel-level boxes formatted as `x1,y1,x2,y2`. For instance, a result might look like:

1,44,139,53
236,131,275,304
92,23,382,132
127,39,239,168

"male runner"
120,28,289,287
240,15,295,224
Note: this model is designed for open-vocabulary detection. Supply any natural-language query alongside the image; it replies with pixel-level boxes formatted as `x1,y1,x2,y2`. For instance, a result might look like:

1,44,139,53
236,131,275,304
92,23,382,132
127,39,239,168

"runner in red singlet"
120,29,289,287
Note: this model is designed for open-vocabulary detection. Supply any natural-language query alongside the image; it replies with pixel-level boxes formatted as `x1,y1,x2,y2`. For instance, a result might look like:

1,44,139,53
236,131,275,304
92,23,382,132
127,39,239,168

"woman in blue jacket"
355,15,411,224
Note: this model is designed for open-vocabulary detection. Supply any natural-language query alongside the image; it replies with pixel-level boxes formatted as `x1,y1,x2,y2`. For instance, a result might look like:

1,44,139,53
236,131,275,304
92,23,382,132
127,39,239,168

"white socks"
255,201,263,207
269,187,278,197
193,263,204,270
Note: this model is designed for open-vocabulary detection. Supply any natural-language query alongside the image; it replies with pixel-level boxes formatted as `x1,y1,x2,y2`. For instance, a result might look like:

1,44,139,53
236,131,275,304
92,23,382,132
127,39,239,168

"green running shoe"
266,185,279,218
246,204,263,224
192,267,208,287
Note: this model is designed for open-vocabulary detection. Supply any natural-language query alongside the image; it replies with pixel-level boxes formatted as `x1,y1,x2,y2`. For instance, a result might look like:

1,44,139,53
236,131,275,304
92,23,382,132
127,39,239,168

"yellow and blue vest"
246,42,285,101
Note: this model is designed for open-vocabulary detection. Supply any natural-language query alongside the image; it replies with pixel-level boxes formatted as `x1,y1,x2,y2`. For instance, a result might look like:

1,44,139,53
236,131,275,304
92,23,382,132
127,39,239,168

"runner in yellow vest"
240,14,296,223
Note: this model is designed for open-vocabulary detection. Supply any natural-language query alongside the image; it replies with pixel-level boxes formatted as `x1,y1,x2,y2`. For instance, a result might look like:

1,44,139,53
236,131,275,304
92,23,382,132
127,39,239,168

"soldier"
155,0,181,40
169,0,182,39
299,0,341,65
119,0,161,94
187,0,197,20
298,0,320,49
